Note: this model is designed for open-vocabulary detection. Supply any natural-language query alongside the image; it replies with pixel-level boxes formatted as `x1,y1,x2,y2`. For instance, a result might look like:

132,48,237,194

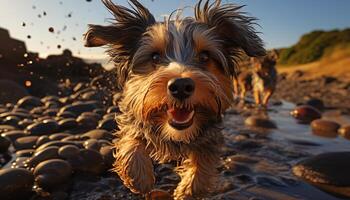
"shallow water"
69,101,350,200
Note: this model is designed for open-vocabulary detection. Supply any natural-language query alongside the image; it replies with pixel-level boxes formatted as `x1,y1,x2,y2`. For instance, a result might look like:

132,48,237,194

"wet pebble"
305,98,325,111
339,125,350,140
49,133,71,140
34,159,72,190
67,149,104,174
290,105,321,124
0,168,34,200
97,118,118,131
0,130,27,143
17,96,44,109
293,152,350,198
58,145,80,159
35,135,51,147
76,114,98,129
26,146,59,168
82,129,113,140
16,149,35,157
37,140,82,151
14,136,39,150
99,145,114,168
83,138,101,151
244,116,276,129
58,118,78,131
311,119,340,138
26,119,59,136
59,102,97,116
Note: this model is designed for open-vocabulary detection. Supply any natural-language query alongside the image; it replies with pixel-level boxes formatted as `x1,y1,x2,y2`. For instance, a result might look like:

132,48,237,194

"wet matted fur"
84,0,265,199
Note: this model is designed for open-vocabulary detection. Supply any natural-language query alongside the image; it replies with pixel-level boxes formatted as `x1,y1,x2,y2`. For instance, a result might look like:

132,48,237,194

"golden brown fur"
84,0,265,199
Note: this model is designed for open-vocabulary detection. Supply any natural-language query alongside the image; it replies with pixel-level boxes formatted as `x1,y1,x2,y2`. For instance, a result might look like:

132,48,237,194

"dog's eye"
199,51,210,63
151,52,161,64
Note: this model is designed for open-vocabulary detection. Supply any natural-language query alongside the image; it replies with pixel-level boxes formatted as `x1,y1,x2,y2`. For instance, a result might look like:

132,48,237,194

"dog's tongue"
168,108,191,122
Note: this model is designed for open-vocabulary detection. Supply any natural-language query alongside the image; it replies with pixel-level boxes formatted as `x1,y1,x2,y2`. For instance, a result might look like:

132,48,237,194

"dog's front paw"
173,186,192,200
115,143,155,194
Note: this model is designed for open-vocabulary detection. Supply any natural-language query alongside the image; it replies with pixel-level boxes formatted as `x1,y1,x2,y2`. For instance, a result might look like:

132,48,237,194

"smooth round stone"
1,130,27,142
306,98,325,111
14,136,39,150
76,115,98,129
18,119,33,129
339,126,350,140
11,108,29,114
100,145,114,169
107,106,120,114
15,149,35,157
59,102,97,116
0,168,34,200
61,135,84,142
293,152,350,197
3,116,20,127
57,111,76,118
93,108,105,116
103,113,116,120
0,136,11,153
58,118,78,131
244,116,277,129
49,133,71,141
34,159,72,190
43,108,58,117
26,119,59,136
82,129,113,140
44,101,60,109
30,107,45,115
0,125,16,133
58,145,80,159
290,105,322,124
17,96,44,109
37,141,83,151
68,149,105,174
311,119,340,138
97,118,118,131
36,135,51,147
26,146,59,168
42,96,60,103
83,139,101,151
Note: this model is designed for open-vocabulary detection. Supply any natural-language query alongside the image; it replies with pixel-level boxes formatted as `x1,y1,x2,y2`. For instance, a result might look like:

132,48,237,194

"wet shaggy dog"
84,0,265,199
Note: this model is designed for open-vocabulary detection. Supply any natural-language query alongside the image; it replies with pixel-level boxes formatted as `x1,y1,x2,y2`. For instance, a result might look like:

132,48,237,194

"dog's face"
252,50,278,76
84,0,265,143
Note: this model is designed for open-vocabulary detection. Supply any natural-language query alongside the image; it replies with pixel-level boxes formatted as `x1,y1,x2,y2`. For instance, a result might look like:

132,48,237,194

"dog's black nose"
167,78,195,100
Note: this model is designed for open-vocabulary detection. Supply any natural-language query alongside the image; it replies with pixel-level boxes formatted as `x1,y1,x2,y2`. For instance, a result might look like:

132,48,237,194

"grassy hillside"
278,28,350,65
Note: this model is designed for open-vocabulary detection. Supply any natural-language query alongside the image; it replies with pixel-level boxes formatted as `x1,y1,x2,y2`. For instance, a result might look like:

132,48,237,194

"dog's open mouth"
167,107,194,130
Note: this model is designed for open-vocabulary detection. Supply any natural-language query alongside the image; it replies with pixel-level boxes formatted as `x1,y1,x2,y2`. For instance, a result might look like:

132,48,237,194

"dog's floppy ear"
84,0,155,51
195,0,265,57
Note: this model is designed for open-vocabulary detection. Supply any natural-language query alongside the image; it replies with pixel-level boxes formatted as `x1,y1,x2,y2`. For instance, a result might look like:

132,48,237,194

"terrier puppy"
84,0,265,199
234,50,278,106
251,50,278,106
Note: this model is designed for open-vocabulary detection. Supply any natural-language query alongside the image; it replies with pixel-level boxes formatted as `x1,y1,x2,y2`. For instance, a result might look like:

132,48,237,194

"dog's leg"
253,89,261,105
262,89,273,106
233,78,239,99
239,85,246,104
173,152,219,199
114,136,155,194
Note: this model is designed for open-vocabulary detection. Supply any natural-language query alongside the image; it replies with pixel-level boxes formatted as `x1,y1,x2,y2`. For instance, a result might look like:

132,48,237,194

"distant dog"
234,50,278,106
84,0,265,199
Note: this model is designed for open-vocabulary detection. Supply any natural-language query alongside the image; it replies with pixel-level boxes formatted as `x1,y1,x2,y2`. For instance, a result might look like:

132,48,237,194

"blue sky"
0,0,349,60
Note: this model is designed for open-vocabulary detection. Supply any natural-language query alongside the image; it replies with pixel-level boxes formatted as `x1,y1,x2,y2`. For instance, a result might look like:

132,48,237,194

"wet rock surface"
293,152,350,198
